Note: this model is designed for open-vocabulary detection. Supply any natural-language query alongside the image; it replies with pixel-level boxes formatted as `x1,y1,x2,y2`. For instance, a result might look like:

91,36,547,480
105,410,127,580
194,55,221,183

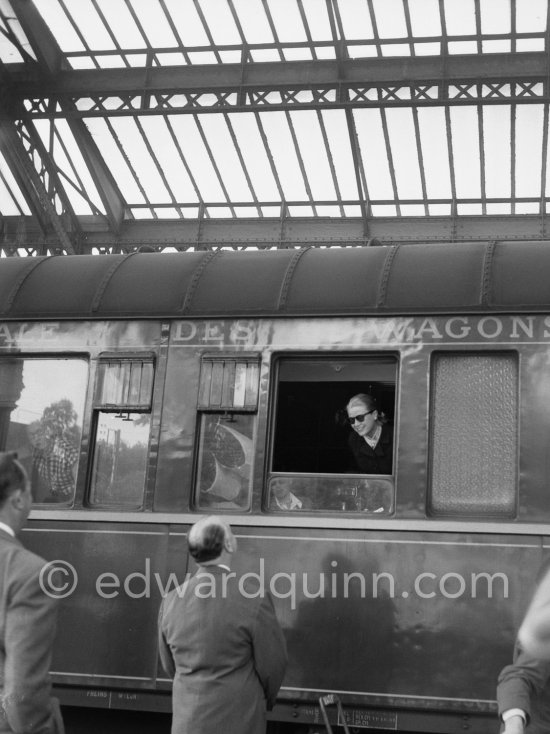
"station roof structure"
0,0,548,255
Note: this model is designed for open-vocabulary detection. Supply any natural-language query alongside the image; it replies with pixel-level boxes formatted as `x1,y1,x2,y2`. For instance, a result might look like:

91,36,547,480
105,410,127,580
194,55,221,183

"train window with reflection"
194,354,260,511
429,352,517,517
88,355,154,509
0,357,87,506
269,357,397,514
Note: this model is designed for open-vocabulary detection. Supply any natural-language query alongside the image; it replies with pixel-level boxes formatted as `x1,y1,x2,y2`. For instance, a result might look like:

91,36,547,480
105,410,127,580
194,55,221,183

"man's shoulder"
162,571,269,604
0,536,47,577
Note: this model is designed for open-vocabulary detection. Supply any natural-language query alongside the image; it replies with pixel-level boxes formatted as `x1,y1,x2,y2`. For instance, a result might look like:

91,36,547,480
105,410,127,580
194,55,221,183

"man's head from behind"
0,452,32,535
188,516,237,565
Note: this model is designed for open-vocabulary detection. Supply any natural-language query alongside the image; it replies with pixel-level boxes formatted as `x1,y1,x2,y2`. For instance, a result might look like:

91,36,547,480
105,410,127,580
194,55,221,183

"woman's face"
347,401,378,438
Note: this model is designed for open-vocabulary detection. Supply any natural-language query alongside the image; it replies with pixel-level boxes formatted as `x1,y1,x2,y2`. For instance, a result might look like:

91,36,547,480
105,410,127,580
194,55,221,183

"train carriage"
0,241,548,733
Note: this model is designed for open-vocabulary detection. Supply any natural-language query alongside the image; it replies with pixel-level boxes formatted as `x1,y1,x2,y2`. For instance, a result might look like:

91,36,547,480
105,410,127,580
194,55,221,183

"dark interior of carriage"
271,357,397,475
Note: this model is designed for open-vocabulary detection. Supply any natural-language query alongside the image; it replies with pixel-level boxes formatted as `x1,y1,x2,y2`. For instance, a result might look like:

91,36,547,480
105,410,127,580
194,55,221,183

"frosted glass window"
429,353,517,517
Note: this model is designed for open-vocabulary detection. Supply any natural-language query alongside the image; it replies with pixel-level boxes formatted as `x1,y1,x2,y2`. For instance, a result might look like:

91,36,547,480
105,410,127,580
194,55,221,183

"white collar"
197,563,231,572
364,423,382,448
0,521,15,538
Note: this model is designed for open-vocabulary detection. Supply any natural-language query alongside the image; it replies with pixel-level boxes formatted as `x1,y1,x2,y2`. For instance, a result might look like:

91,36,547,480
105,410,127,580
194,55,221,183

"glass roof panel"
199,114,254,202
449,40,478,53
517,38,545,51
517,0,547,32
0,1,35,61
54,118,105,213
232,0,274,45
97,55,125,68
482,106,511,199
33,0,85,53
0,182,20,216
450,107,482,199
268,0,307,43
198,0,241,45
0,151,30,215
373,0,408,38
108,117,172,204
381,43,411,57
94,0,147,49
480,0,511,34
168,116,226,202
164,0,210,46
289,111,337,201
409,0,442,37
515,105,544,198
131,0,179,48
63,0,115,52
283,47,312,60
68,56,96,69
32,118,102,215
138,116,199,203
321,110,358,201
354,109,395,200
415,42,441,55
336,0,375,42
0,31,24,63
228,113,280,201
443,0,476,35
348,44,378,58
258,111,308,201
84,118,146,204
301,0,332,41
386,109,423,199
482,40,511,53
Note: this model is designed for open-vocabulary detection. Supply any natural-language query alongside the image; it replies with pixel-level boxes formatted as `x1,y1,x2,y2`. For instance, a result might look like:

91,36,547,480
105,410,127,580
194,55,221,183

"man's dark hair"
0,452,26,507
188,521,226,563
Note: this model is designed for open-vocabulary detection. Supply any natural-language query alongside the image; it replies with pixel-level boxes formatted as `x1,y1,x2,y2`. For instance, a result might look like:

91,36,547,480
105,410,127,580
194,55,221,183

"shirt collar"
0,521,15,538
364,423,382,448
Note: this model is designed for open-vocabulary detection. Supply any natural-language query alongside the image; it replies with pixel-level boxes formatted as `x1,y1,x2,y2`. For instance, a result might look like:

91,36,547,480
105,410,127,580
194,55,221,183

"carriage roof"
0,241,547,319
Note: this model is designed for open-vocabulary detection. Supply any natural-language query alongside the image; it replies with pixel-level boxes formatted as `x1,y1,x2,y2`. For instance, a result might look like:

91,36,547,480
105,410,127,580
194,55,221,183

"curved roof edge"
0,241,548,319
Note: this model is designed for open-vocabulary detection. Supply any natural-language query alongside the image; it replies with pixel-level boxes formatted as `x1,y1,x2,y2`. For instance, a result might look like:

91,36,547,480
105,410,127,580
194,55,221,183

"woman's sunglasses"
347,409,375,425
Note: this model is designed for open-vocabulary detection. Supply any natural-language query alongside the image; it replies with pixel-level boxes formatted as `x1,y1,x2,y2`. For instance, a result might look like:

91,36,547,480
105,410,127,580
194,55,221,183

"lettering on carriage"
171,316,550,347
384,315,543,342
174,320,256,345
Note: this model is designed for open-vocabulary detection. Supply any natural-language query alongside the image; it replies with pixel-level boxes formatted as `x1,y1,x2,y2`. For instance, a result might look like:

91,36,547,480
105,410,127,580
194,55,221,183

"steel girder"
6,51,550,118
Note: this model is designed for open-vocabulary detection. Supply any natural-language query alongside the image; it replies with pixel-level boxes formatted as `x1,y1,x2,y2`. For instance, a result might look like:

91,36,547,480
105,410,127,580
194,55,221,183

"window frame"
192,352,262,511
266,352,399,515
86,352,156,511
0,353,89,508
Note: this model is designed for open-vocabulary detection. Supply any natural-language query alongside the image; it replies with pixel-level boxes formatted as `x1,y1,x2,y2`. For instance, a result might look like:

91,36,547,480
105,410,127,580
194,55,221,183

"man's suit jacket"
0,529,63,734
497,640,550,734
158,564,287,734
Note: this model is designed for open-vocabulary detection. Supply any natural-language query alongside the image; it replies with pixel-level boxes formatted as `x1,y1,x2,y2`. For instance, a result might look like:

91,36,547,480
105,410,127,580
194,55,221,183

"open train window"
428,352,517,518
194,354,260,511
88,354,154,509
269,356,396,514
1,357,87,506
